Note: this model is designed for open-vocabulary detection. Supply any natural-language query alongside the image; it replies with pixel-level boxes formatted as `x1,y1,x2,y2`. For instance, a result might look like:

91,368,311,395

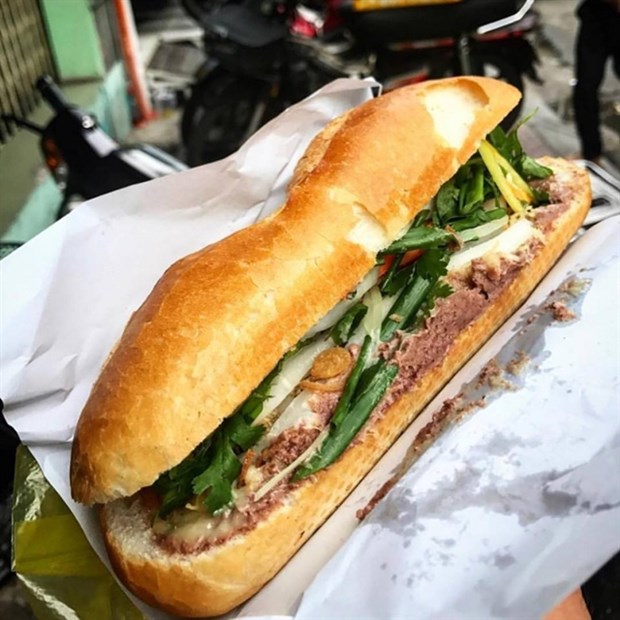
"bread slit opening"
144,128,564,549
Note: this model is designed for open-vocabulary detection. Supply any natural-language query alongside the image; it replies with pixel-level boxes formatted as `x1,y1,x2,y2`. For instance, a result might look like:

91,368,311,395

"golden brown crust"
71,197,373,505
101,160,591,617
71,77,520,505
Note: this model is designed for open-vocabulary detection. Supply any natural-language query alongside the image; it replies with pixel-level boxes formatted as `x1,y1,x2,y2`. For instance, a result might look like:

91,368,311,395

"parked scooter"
1,75,187,220
180,0,540,166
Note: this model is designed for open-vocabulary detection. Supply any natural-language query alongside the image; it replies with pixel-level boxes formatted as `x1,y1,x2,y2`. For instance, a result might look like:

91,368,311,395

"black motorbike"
180,0,540,166
1,75,187,220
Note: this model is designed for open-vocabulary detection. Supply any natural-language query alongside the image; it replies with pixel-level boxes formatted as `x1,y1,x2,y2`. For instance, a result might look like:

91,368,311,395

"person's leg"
573,5,608,160
604,8,620,78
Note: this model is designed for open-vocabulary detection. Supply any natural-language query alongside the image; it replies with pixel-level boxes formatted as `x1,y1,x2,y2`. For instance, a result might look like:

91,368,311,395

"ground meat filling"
309,391,340,422
257,426,321,479
471,257,520,298
153,173,572,555
532,170,577,232
154,425,320,554
534,202,570,233
377,287,488,415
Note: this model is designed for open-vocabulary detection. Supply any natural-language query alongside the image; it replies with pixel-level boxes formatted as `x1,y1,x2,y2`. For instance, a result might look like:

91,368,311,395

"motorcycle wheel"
469,52,524,130
182,74,268,166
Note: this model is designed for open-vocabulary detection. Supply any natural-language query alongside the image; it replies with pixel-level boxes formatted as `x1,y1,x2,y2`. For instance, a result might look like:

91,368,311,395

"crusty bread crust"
71,77,520,505
101,161,591,617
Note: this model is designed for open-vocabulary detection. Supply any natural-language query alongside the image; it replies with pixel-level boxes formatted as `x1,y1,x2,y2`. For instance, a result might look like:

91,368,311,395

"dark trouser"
573,0,620,160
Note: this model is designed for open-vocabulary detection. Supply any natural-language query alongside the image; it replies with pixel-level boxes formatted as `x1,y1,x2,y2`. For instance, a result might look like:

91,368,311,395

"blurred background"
0,0,618,617
0,0,618,248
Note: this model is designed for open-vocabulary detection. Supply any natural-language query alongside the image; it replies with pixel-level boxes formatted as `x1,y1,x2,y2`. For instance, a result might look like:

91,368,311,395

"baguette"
71,76,517,506
69,78,591,617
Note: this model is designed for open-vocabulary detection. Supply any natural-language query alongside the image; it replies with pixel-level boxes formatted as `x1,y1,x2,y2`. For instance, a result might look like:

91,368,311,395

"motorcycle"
1,75,187,220
180,0,541,166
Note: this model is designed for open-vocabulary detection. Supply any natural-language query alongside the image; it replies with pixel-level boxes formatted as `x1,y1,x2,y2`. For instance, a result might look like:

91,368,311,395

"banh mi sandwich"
70,77,591,617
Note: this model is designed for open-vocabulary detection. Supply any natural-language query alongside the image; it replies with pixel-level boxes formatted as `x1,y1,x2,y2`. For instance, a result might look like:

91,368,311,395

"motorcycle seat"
346,0,521,43
201,1,287,48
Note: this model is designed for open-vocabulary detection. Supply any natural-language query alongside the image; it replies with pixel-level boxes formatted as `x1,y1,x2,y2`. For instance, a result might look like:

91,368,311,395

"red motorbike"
181,0,540,165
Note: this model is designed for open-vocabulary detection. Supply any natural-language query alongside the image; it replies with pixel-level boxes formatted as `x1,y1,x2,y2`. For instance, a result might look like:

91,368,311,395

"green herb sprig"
154,363,282,517
331,303,368,346
292,362,398,481
380,249,450,341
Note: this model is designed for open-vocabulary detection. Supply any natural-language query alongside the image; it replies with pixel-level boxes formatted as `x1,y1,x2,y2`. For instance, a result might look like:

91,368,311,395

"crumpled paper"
1,77,619,619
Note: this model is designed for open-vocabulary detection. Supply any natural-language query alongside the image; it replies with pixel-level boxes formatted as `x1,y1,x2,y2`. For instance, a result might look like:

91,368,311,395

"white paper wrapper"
1,78,619,619
295,216,620,620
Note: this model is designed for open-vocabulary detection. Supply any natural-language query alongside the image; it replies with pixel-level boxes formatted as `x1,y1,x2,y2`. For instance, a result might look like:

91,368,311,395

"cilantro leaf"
238,363,281,421
154,357,283,517
415,248,450,282
436,179,460,223
166,437,212,482
518,155,553,180
154,437,212,517
191,430,241,513
228,415,264,450
489,124,523,163
186,384,270,514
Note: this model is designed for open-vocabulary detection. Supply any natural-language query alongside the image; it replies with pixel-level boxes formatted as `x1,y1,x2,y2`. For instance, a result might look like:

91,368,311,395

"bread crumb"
477,359,502,387
477,358,516,391
546,301,576,322
506,350,530,376
558,277,591,297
